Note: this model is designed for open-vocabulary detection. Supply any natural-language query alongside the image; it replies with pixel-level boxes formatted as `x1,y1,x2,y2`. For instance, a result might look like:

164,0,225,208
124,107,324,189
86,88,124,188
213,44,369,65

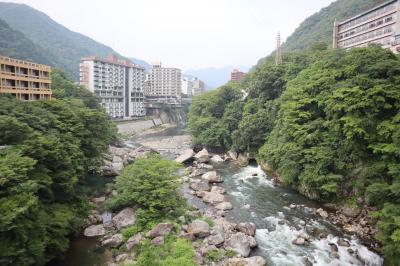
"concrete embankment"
116,118,163,135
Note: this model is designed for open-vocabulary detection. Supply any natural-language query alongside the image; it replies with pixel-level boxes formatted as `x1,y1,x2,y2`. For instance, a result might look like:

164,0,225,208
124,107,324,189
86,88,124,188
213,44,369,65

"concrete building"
0,55,52,101
181,77,193,97
145,62,181,105
333,0,400,53
80,55,145,119
192,77,205,96
231,69,245,82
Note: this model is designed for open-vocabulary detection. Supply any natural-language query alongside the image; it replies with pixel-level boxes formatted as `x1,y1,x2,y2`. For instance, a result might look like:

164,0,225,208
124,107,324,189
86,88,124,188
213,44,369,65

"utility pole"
275,32,282,66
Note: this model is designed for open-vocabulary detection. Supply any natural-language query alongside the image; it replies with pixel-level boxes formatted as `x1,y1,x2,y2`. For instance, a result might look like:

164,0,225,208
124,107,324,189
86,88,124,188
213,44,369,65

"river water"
49,126,384,266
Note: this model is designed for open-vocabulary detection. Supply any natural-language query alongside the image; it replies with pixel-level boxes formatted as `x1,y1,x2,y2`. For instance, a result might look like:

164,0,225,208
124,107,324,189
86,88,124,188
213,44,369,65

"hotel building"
0,55,52,101
231,69,245,82
145,62,182,105
80,55,146,119
333,0,400,53
192,77,205,96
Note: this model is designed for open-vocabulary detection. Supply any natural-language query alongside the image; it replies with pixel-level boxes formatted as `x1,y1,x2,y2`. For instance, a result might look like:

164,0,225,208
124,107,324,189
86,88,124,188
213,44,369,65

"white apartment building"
80,55,146,119
181,77,193,97
333,0,400,53
192,77,205,96
145,62,182,105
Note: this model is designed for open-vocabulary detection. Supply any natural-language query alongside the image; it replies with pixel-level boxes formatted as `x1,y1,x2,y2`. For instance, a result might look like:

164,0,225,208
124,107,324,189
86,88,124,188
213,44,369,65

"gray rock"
227,150,238,161
112,207,136,231
175,149,195,163
151,236,164,245
146,223,173,238
126,233,143,251
236,222,256,236
225,232,252,257
301,257,313,266
316,208,329,219
189,168,208,177
228,256,267,266
338,238,350,247
190,180,210,192
194,149,210,163
83,224,106,237
237,153,249,166
188,220,210,238
205,233,225,246
202,171,223,183
329,243,339,252
211,185,226,194
215,202,233,211
210,155,224,163
292,237,306,246
341,205,361,218
112,155,123,163
200,244,218,256
115,254,128,262
202,192,224,205
102,233,122,248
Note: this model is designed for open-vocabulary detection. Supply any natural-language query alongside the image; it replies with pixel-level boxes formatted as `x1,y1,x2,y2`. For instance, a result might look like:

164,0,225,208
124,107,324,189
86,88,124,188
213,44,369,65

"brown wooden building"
0,55,52,101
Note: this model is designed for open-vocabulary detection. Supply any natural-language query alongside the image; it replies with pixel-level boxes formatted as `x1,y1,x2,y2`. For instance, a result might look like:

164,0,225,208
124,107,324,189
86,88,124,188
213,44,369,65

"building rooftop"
81,55,144,69
0,55,51,71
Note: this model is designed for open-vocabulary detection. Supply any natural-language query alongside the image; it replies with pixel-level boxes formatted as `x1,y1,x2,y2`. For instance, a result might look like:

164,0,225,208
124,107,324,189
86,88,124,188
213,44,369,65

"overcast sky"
5,0,335,70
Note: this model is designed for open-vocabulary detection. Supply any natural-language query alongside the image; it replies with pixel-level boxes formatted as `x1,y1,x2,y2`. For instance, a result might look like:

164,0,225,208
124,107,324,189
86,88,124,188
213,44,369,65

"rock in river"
236,222,257,236
83,224,106,237
102,233,123,248
194,149,210,163
228,256,267,266
175,149,194,163
112,207,136,231
202,192,224,205
202,171,223,183
215,201,233,211
190,179,210,192
225,232,255,257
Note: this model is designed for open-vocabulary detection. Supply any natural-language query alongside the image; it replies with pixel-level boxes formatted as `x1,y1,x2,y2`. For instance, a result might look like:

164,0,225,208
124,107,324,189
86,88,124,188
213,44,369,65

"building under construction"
0,55,52,101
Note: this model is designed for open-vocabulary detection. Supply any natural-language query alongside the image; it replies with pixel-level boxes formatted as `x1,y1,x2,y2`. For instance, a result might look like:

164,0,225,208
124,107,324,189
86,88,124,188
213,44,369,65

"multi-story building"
181,77,193,97
192,77,205,96
0,55,52,101
145,62,182,105
231,69,245,82
80,55,145,119
333,0,400,53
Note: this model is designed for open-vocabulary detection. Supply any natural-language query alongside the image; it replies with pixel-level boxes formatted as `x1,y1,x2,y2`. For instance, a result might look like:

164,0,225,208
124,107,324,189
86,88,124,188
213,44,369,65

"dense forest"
188,46,400,264
0,70,116,265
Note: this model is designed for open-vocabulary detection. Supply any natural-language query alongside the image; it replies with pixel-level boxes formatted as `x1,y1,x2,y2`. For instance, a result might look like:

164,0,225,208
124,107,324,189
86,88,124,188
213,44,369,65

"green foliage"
135,238,196,266
0,71,116,265
107,154,185,234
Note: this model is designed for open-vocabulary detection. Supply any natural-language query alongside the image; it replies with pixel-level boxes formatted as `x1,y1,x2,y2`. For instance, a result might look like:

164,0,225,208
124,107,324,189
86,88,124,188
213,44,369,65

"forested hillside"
0,71,116,265
0,18,56,65
0,2,147,79
188,46,400,264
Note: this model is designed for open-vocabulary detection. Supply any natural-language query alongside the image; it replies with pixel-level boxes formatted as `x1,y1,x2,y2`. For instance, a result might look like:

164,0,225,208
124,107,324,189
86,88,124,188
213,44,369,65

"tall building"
231,69,245,82
192,77,205,96
80,55,145,119
181,77,193,97
145,62,182,105
333,0,400,53
0,55,52,101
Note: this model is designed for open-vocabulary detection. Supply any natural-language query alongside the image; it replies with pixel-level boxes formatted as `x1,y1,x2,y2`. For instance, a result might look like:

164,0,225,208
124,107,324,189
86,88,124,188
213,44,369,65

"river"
50,125,384,266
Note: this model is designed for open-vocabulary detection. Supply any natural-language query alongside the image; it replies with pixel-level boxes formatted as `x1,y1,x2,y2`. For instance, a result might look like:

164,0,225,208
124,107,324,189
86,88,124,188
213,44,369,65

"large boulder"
227,256,267,266
215,202,233,211
202,192,224,205
211,186,226,194
316,208,329,219
341,205,361,218
205,233,225,247
237,153,249,166
194,149,210,163
126,233,143,251
190,180,211,192
202,171,223,183
112,207,136,230
151,236,164,245
189,168,208,177
146,223,173,238
227,150,238,161
188,220,210,238
83,224,106,237
102,233,123,248
225,232,253,257
210,155,224,163
236,222,256,236
175,149,195,163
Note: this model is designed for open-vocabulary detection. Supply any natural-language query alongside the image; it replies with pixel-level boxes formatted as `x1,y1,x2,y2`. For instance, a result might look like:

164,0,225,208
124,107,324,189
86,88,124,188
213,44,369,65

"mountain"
283,0,386,52
0,2,148,79
184,65,249,89
0,18,56,65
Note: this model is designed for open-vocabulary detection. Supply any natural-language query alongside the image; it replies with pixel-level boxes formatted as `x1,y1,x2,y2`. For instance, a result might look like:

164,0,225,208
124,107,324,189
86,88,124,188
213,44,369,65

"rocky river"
49,125,384,266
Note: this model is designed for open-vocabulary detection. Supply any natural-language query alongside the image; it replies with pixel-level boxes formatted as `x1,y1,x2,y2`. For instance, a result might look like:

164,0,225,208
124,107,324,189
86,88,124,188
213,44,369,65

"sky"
5,0,335,70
